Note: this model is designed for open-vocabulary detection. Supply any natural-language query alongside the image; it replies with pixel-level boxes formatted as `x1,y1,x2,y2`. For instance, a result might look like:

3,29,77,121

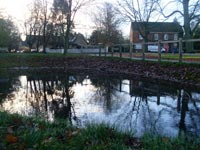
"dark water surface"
0,71,200,137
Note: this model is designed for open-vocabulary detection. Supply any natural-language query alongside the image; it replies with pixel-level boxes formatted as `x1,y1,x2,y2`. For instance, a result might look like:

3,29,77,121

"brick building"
130,22,183,52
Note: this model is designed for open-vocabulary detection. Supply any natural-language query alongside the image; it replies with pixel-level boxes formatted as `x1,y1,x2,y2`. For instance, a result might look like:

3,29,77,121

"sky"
0,0,179,39
0,0,33,39
0,0,53,34
0,0,29,20
0,0,130,38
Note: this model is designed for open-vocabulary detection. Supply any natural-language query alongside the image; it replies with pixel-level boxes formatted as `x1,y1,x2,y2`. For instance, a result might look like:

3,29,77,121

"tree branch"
161,10,183,18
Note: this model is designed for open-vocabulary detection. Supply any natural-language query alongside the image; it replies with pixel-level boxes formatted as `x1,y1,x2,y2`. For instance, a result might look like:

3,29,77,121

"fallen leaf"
6,134,18,144
66,129,80,138
72,130,80,136
42,137,53,145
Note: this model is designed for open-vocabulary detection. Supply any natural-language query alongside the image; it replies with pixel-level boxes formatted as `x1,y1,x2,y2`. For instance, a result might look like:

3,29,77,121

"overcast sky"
0,0,31,21
0,0,130,37
0,0,178,38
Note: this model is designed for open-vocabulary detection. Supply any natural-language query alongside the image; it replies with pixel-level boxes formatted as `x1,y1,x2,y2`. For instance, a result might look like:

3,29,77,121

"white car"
31,49,37,53
148,45,166,53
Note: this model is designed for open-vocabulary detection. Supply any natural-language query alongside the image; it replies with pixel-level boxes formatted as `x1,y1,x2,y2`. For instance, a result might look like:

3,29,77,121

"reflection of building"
129,80,177,98
130,22,183,52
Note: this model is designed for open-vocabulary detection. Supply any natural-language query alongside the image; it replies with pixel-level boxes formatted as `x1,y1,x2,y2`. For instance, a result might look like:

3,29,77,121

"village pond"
0,70,200,138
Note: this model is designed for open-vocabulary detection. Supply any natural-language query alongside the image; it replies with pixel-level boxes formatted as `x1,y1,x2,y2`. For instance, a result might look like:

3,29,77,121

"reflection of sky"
1,76,54,119
145,97,179,137
2,76,30,115
1,76,200,137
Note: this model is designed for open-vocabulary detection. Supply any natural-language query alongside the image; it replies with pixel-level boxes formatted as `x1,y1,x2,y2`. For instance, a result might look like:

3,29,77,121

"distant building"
69,33,88,49
23,32,88,50
130,22,183,52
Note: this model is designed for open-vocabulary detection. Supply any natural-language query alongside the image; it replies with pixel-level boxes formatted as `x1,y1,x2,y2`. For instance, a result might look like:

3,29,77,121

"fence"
80,38,200,63
47,38,200,63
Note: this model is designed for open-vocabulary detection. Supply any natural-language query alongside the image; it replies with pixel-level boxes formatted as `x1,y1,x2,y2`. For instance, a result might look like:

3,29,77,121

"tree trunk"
64,21,71,54
43,28,46,53
64,0,72,55
36,28,41,52
42,0,48,53
183,0,193,52
43,15,47,53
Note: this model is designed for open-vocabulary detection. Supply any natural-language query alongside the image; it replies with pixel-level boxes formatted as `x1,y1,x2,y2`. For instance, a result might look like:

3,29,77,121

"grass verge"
0,111,139,150
1,53,200,68
0,111,200,150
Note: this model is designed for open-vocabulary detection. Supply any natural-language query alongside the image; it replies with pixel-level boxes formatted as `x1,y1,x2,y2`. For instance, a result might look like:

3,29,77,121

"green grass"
141,134,200,150
67,124,131,150
161,53,200,61
0,111,135,150
0,111,199,150
0,111,73,149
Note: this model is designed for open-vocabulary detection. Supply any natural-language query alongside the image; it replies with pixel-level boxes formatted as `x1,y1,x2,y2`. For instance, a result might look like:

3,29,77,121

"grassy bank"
0,111,138,150
1,53,200,68
0,53,67,68
0,111,199,150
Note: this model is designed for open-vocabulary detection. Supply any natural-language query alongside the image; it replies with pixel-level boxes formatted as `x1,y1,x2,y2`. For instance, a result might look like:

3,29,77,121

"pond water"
0,72,200,137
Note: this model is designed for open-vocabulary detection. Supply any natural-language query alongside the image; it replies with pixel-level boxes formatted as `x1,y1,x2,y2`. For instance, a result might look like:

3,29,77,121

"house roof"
131,22,183,33
69,33,88,46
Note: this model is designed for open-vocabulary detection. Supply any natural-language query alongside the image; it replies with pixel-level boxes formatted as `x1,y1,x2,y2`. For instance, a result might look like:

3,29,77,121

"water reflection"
0,73,200,137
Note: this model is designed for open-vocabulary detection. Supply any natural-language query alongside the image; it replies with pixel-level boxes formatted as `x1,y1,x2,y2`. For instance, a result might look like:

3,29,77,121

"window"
154,33,159,40
174,33,178,40
139,34,143,40
164,34,168,40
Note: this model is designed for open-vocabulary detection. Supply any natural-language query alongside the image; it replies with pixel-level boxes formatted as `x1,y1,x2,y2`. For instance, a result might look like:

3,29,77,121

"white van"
148,45,166,53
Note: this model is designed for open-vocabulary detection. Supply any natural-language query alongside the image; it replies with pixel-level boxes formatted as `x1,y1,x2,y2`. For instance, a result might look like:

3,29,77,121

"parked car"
31,49,37,53
148,45,166,53
0,47,8,53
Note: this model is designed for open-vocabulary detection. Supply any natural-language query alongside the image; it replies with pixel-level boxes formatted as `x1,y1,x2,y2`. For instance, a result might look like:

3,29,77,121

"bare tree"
116,0,161,43
41,0,48,53
52,0,95,54
160,0,200,52
90,2,123,46
24,0,54,53
24,0,43,51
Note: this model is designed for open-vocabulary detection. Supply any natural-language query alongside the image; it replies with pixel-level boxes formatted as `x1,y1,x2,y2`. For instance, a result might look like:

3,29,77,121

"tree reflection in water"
0,73,200,137
26,75,79,125
0,77,20,103
91,78,200,137
90,77,120,114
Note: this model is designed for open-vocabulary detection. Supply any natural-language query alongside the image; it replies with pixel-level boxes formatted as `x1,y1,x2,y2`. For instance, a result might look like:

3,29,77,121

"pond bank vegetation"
0,111,199,150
